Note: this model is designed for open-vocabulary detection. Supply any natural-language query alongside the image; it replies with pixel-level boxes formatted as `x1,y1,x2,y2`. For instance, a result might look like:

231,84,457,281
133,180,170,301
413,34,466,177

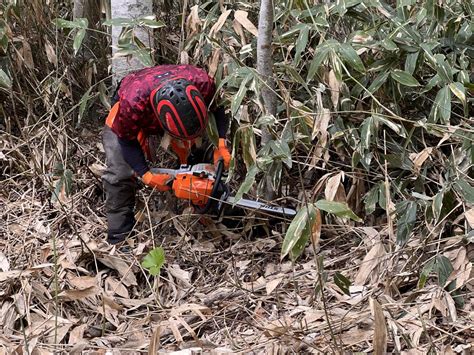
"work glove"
213,138,231,169
142,171,174,191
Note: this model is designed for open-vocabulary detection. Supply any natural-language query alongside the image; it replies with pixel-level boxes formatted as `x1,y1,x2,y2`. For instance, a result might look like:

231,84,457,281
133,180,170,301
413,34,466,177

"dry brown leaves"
1,126,473,354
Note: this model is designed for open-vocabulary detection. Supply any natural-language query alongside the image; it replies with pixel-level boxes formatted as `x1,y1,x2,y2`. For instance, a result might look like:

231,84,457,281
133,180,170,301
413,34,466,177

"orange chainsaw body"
151,161,297,217
172,170,215,206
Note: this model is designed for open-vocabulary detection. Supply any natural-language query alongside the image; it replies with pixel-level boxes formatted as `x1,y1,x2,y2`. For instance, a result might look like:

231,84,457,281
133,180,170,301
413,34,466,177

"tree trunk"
257,0,276,200
73,0,106,70
73,1,103,51
72,0,108,121
110,0,153,82
73,1,84,19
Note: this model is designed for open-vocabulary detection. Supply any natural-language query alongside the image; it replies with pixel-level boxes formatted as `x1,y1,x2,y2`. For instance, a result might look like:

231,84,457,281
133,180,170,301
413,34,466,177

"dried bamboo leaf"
186,5,202,37
354,242,386,285
465,209,474,228
266,277,283,295
370,298,387,355
409,147,433,173
0,253,9,272
234,10,258,36
98,255,137,287
58,286,98,301
209,10,231,39
327,70,341,109
148,325,163,355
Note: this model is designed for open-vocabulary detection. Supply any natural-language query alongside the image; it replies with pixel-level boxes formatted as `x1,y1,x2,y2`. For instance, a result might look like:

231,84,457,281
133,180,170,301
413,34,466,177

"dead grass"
1,125,473,354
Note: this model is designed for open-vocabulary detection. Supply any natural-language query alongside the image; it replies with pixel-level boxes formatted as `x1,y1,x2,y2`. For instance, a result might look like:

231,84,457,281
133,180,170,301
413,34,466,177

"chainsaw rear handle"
194,158,225,214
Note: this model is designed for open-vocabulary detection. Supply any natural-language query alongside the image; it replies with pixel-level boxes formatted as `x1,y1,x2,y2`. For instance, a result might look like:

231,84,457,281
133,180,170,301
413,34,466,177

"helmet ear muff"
150,79,208,140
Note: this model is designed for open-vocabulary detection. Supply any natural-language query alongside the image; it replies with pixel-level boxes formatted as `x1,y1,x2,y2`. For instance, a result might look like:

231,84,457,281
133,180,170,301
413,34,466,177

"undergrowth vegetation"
1,0,473,353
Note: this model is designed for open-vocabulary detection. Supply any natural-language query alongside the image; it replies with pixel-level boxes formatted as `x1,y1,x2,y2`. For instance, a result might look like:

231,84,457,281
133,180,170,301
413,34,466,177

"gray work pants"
102,126,137,244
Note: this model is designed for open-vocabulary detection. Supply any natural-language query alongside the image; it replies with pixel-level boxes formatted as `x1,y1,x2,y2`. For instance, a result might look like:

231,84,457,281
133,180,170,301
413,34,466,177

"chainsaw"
151,159,297,218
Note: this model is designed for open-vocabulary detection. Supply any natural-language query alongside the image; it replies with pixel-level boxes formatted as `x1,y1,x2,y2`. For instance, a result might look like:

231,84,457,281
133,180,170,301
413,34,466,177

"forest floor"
1,125,473,354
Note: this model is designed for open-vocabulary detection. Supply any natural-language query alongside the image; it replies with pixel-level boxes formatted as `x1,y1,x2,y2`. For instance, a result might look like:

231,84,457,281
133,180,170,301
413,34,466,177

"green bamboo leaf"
51,177,64,203
333,0,348,15
415,7,427,25
454,180,474,204
294,26,309,66
255,114,277,127
430,85,451,124
133,48,154,67
390,69,420,87
279,64,306,87
360,116,374,150
420,42,436,66
288,228,309,261
421,74,442,94
98,82,111,110
307,45,330,81
280,140,292,168
54,18,87,29
338,43,365,72
383,153,412,170
231,73,252,115
448,82,466,106
141,247,165,276
396,201,417,245
434,255,453,287
432,190,444,221
228,127,241,179
138,16,165,29
334,272,352,295
381,38,397,51
330,51,343,81
364,71,389,98
233,165,258,203
0,69,12,88
280,23,308,39
281,204,317,260
51,169,73,203
241,126,257,169
73,28,86,55
118,27,134,45
399,0,416,6
434,54,452,84
205,112,218,146
76,18,88,28
378,181,387,211
418,259,435,289
404,51,419,74
270,161,283,193
268,140,292,168
78,87,93,127
458,70,469,85
103,18,135,27
315,200,362,222
364,184,379,214
373,114,406,137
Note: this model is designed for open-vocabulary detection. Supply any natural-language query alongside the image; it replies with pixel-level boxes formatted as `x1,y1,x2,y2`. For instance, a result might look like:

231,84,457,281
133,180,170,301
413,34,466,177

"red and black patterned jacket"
111,64,227,140
108,65,228,176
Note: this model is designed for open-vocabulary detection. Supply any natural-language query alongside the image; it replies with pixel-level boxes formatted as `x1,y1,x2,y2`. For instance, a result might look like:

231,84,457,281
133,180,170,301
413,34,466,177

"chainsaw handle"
150,165,190,177
194,158,224,214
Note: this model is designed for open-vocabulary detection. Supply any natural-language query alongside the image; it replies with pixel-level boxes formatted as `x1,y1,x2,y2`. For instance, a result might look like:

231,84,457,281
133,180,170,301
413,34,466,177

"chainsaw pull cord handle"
194,158,225,214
